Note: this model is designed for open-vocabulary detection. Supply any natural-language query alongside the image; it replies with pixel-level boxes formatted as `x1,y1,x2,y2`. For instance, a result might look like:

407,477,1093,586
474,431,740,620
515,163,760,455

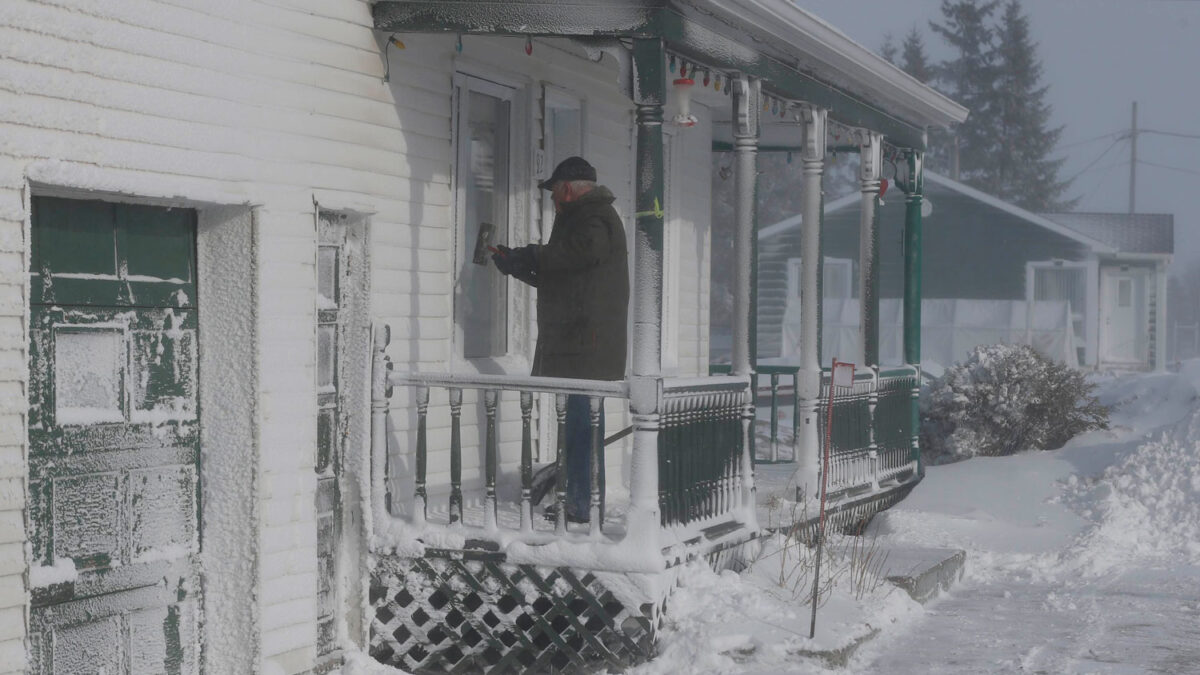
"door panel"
28,197,200,674
1100,269,1147,364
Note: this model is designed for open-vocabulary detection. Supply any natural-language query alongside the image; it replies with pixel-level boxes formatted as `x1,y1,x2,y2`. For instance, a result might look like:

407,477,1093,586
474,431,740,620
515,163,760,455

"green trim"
632,37,665,256
902,152,923,476
373,1,928,149
902,153,923,366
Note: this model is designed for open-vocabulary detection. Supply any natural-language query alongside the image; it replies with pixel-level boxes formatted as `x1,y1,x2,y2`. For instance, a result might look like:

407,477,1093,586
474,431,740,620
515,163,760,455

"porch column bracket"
795,104,826,500
627,36,666,542
858,131,883,370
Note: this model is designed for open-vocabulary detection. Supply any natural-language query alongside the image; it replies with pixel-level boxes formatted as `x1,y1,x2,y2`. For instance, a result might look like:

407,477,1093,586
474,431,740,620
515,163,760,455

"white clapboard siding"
0,1,720,671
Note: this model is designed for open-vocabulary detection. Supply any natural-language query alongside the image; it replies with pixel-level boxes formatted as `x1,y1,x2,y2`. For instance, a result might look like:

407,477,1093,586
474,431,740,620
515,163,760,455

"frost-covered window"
315,211,346,657
455,74,515,359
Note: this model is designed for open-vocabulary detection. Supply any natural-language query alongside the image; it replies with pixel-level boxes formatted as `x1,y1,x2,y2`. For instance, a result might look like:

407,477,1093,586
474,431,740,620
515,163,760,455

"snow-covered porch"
364,1,966,672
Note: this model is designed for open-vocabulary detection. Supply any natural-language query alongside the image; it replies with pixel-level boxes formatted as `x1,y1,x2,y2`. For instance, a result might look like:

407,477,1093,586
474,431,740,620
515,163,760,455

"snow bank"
630,534,921,674
1061,405,1200,573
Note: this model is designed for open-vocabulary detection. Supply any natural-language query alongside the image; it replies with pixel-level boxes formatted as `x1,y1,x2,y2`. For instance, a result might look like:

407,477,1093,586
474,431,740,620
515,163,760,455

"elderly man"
492,156,629,523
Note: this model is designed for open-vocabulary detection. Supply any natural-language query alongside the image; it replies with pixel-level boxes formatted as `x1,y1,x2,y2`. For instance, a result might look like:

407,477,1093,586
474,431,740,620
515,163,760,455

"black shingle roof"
1038,212,1174,255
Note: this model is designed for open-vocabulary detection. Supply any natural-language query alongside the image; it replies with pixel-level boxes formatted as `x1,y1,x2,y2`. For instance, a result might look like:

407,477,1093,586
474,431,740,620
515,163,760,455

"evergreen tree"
929,0,1000,184
880,32,899,65
991,0,1074,210
899,27,933,83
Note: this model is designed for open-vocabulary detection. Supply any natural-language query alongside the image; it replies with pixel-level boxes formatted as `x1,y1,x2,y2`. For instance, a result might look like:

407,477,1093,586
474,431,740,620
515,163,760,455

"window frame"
450,69,531,371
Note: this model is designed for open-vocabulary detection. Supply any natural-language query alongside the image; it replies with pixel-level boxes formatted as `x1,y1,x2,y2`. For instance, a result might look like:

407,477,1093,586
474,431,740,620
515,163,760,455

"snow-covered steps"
881,547,966,604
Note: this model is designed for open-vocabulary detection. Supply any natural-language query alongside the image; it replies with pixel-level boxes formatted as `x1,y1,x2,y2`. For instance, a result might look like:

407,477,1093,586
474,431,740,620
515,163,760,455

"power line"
1058,130,1125,150
1138,159,1200,177
1064,136,1127,185
1141,128,1200,141
1081,161,1129,203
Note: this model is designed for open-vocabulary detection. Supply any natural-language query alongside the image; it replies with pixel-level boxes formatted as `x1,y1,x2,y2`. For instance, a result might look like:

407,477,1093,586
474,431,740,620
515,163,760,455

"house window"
543,87,583,179
455,74,515,359
1118,279,1132,307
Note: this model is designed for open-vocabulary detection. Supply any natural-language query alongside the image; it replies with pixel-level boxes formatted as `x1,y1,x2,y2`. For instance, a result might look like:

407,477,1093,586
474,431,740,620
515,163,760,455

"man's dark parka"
529,185,629,381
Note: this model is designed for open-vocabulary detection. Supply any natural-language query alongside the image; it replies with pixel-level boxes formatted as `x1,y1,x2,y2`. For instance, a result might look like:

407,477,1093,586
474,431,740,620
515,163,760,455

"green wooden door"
27,197,201,674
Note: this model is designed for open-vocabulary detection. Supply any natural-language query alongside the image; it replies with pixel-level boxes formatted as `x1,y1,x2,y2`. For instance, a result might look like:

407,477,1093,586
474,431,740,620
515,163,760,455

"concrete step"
881,547,967,604
791,547,966,667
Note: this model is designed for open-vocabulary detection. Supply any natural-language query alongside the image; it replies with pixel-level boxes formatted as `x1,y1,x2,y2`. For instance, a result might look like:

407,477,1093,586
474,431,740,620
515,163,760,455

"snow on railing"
370,326,757,569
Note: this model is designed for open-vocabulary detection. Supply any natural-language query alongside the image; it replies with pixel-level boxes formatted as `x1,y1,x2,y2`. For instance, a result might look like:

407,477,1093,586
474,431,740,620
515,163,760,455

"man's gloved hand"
492,244,517,276
492,244,538,277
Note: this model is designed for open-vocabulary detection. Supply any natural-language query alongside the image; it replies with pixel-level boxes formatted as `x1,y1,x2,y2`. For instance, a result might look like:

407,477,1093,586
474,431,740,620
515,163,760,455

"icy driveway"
854,366,1200,674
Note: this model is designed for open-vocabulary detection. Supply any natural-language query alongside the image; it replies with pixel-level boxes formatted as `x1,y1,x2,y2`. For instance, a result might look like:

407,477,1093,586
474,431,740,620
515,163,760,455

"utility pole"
1128,101,1138,214
952,134,960,181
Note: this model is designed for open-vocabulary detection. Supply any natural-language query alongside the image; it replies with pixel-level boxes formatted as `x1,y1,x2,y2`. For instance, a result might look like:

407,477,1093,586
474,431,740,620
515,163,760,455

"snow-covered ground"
339,362,1200,674
639,361,1200,674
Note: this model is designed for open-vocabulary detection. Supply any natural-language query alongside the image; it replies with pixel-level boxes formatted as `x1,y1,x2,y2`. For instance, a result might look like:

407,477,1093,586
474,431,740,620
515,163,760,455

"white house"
0,1,965,673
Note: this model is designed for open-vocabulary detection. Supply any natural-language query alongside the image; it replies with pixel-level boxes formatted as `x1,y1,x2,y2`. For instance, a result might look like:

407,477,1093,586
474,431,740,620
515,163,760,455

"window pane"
1118,279,1132,307
549,105,581,167
318,324,337,390
55,328,125,425
317,246,338,310
461,88,511,358
317,407,336,473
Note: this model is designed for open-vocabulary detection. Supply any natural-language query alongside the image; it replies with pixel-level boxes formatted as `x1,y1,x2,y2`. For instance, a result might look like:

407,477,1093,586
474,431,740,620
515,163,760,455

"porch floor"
423,490,631,538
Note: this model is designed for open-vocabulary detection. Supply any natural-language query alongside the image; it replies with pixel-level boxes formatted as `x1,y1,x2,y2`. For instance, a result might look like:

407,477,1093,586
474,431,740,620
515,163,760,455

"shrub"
920,343,1109,462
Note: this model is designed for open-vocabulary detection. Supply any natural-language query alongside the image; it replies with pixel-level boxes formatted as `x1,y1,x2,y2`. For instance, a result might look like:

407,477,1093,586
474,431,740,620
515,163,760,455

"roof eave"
372,0,967,149
697,0,967,129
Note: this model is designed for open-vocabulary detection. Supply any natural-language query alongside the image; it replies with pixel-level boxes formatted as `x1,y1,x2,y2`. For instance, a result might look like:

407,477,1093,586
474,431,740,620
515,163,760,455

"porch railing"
371,327,755,556
708,364,799,463
820,365,919,496
708,362,920,498
658,377,751,527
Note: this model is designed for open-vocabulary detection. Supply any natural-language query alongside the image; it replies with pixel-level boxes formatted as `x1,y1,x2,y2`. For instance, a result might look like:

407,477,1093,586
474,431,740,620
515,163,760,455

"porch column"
626,37,666,539
731,75,761,378
731,75,761,510
858,132,884,369
1155,260,1168,372
902,151,924,475
796,105,826,499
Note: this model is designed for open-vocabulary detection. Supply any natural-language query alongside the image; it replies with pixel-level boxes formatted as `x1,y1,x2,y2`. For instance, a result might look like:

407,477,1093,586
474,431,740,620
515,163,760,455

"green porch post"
627,37,666,538
903,151,924,476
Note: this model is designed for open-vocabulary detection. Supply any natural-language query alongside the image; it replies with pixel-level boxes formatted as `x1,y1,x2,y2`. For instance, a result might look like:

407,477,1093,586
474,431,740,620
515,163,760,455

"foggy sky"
799,0,1200,274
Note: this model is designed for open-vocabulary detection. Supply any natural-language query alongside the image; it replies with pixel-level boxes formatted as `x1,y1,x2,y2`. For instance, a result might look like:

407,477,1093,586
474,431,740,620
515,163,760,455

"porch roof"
372,0,968,150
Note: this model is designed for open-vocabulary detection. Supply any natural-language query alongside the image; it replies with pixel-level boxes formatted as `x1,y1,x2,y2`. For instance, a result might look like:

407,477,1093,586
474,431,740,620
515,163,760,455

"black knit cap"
537,156,597,191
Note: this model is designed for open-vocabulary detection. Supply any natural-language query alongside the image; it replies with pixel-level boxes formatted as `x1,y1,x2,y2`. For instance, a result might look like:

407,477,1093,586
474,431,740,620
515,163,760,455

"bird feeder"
672,77,698,127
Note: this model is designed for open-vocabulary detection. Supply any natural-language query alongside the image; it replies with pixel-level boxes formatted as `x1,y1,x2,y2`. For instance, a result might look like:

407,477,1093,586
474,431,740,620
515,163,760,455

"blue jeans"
565,395,603,520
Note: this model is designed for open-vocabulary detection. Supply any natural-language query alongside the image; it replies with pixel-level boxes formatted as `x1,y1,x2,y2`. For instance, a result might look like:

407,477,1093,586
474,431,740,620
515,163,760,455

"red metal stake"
811,358,846,638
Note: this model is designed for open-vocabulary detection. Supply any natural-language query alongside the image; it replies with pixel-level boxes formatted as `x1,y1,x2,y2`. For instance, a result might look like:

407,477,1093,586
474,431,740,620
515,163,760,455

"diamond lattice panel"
370,555,657,674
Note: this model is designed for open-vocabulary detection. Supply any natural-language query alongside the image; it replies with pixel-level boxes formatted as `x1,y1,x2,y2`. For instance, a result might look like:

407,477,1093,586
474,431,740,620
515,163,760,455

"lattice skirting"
369,554,662,673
